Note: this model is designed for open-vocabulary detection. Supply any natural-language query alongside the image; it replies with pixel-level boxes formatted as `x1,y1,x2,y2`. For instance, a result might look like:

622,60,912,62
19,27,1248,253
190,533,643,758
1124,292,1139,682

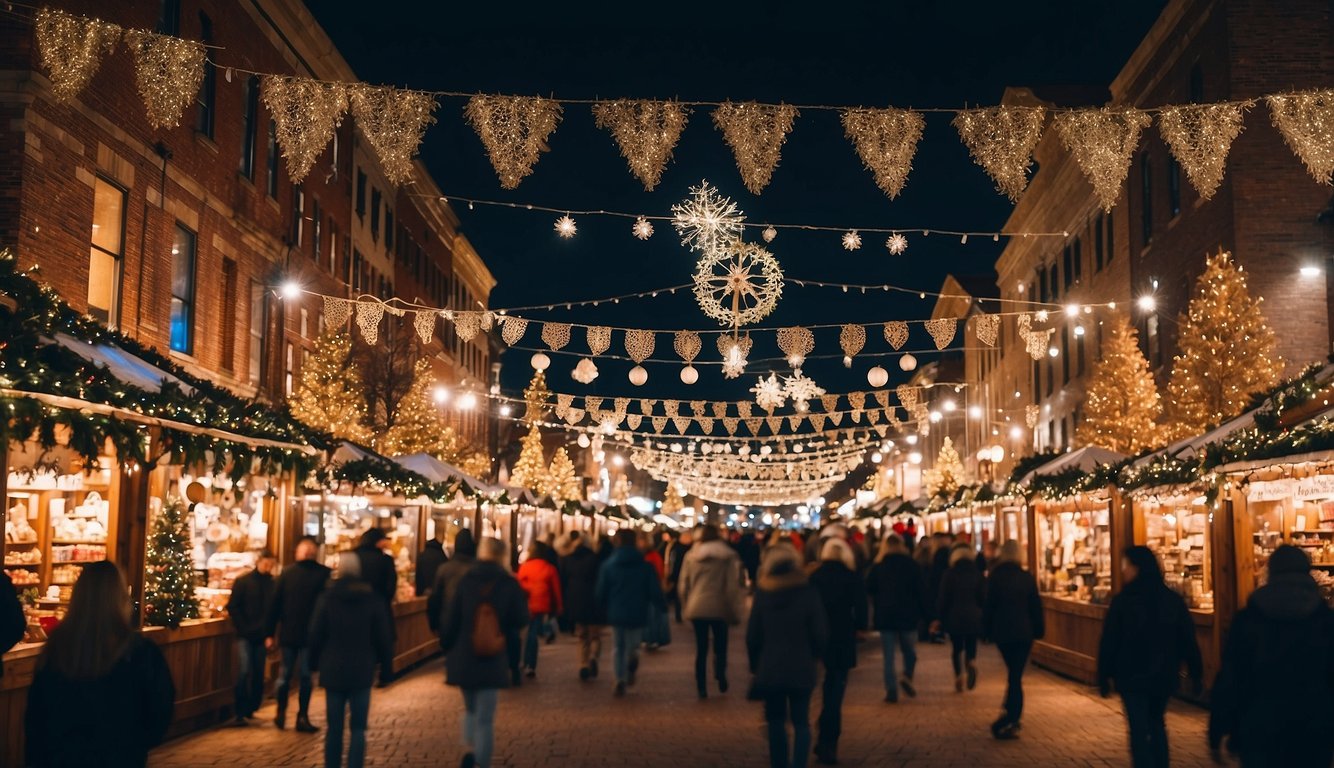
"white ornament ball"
530,352,551,371
629,365,649,386
867,365,889,388
899,353,918,372
680,365,699,385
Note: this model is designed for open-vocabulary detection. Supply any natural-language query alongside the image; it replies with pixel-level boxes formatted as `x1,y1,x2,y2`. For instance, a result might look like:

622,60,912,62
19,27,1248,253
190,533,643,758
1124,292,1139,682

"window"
1106,209,1114,263
239,77,258,178
1076,328,1086,376
157,0,180,35
170,225,196,354
1063,245,1074,290
329,221,338,274
1140,153,1153,247
1073,238,1082,283
1037,266,1049,303
284,342,294,397
291,187,304,248
248,281,267,386
1047,420,1056,452
312,198,322,262
385,210,394,252
329,131,339,181
1168,157,1182,217
266,121,278,198
1046,355,1054,397
1146,313,1162,368
1049,263,1061,301
220,258,237,373
355,170,366,218
195,13,215,138
87,177,125,326
370,187,381,242
300,307,309,339
1061,326,1070,385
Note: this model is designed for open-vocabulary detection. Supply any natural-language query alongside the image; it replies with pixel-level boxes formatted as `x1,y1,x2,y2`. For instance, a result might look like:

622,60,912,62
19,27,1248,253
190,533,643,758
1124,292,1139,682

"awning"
47,332,193,395
392,452,499,495
1019,445,1126,487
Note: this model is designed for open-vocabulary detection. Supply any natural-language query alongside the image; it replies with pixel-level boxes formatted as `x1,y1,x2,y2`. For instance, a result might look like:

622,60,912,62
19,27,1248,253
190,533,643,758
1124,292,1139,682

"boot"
717,674,729,694
955,674,965,693
966,662,978,690
899,675,917,698
274,700,287,730
294,714,319,733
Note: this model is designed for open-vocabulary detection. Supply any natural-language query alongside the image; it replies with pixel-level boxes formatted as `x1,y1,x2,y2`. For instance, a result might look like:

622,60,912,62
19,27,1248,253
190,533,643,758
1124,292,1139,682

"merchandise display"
1036,502,1112,604
1246,476,1334,605
1138,496,1213,611
296,493,421,596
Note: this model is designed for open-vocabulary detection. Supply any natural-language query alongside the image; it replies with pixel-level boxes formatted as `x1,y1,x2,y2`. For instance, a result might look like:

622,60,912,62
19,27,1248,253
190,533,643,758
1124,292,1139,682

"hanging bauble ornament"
629,365,649,386
680,365,699,385
530,352,551,371
577,433,591,448
762,225,777,243
571,357,599,384
867,366,889,388
899,353,918,372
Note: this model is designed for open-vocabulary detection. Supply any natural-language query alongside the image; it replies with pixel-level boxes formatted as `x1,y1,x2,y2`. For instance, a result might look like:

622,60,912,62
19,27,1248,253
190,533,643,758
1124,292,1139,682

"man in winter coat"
226,549,276,724
1208,544,1334,767
596,529,666,696
747,545,829,768
1097,546,1203,768
427,530,477,640
982,540,1044,739
664,528,693,623
867,534,929,702
516,541,563,678
307,559,393,768
560,531,606,680
936,543,986,693
415,535,448,597
680,524,745,698
808,538,867,766
441,537,528,768
927,533,955,642
354,528,398,686
265,536,331,732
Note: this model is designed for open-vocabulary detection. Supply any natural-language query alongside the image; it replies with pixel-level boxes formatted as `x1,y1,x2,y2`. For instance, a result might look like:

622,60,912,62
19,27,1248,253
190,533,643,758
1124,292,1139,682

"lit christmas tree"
144,495,200,628
522,369,551,426
1077,312,1164,453
1165,250,1281,440
611,473,631,506
923,436,966,498
543,447,582,504
509,423,547,493
661,480,684,515
290,332,373,443
458,451,492,480
379,359,460,458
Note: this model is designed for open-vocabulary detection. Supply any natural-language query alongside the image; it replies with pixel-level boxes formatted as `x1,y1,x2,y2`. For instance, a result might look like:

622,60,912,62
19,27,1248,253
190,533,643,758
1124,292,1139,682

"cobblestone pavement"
151,624,1211,767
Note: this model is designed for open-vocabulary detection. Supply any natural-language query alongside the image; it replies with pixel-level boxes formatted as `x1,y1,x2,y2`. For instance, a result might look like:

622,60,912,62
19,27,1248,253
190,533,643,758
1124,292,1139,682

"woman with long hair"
25,561,175,767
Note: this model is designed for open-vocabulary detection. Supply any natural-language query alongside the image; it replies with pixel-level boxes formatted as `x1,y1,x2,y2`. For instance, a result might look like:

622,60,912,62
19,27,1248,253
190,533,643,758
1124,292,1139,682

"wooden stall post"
473,497,483,534
509,506,520,571
1110,486,1131,594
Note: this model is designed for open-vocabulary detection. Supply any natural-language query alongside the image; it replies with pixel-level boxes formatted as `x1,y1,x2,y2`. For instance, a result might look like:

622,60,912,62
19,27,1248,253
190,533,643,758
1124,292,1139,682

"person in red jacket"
516,541,563,678
641,532,671,650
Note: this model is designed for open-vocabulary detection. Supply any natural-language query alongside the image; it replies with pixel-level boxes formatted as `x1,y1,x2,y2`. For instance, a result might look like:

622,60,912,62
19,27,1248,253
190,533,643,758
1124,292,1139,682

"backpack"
471,582,506,658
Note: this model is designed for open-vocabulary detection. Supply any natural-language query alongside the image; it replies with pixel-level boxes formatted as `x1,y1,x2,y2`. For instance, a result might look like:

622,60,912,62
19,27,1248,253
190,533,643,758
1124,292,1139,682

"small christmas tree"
611,473,631,506
522,369,551,426
458,451,492,480
509,423,547,493
1078,313,1164,453
923,436,966,499
291,332,373,443
380,359,461,458
543,447,582,504
1165,250,1281,440
144,495,200,628
661,480,684,515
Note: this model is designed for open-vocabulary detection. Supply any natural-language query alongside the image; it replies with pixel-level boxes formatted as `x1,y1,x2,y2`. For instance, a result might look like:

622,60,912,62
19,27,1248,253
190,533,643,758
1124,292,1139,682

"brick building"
0,0,497,455
986,0,1334,476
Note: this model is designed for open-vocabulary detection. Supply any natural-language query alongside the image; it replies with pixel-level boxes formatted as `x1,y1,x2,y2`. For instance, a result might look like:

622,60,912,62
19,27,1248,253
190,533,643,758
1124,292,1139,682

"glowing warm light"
1048,346,1059,357
1074,325,1086,337
577,433,591,448
612,454,625,468
1137,295,1157,312
1300,265,1322,277
432,386,450,405
908,451,922,465
968,405,982,419
905,434,918,445
942,399,957,412
280,281,302,300
871,451,883,463
1009,426,1023,439
929,411,942,423
457,392,478,411
1064,304,1079,318
499,404,512,417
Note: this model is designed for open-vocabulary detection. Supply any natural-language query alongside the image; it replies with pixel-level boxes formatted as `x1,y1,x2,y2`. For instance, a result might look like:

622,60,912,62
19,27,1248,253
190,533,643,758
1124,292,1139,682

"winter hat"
1268,544,1311,576
820,537,857,570
948,542,976,566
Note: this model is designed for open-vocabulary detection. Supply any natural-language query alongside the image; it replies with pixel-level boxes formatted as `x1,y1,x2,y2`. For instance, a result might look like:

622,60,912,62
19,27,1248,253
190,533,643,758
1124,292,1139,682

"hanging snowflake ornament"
554,215,577,238
751,373,788,413
842,230,862,251
718,334,752,379
783,372,826,413
571,358,599,384
632,216,654,240
886,233,908,255
671,180,745,253
693,240,784,327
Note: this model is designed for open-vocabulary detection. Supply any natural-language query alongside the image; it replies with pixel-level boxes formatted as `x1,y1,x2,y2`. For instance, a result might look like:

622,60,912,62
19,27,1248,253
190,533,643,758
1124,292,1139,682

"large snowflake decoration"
886,232,908,255
554,215,577,238
672,180,745,253
632,216,654,240
842,230,862,251
783,371,826,412
693,239,784,327
751,373,788,413
718,334,752,379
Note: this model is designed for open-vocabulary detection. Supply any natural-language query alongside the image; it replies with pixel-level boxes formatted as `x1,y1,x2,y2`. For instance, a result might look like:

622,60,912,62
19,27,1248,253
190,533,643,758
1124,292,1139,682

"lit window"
87,177,125,326
170,225,196,353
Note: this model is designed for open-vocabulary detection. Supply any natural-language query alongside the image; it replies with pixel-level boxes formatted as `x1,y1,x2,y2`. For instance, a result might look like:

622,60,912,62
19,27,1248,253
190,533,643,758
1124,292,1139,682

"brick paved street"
151,625,1210,767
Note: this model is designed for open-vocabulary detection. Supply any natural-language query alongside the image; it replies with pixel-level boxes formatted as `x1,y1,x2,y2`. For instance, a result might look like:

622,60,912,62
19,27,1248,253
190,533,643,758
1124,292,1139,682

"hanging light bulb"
628,365,649,386
899,354,917,372
680,365,699,384
867,366,889,388
530,352,551,371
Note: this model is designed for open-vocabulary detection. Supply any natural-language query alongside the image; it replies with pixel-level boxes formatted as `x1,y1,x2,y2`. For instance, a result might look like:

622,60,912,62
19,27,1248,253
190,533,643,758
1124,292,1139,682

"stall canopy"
392,452,500,496
1019,445,1127,487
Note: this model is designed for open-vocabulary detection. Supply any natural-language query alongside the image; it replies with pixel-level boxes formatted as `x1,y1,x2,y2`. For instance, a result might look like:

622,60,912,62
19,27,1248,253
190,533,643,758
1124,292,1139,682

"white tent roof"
392,452,500,495
1020,445,1126,487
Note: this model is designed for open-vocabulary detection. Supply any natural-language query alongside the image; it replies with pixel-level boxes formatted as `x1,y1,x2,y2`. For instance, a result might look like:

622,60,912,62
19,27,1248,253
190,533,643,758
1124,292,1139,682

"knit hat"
1268,544,1311,576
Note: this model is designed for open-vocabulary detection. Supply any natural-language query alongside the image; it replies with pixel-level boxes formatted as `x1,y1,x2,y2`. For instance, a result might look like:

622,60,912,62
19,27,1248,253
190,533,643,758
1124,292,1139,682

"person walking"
867,534,929,703
266,536,332,732
911,536,936,642
354,529,398,686
560,531,606,680
808,537,867,766
24,561,175,768
515,540,563,678
440,536,529,768
307,557,393,768
982,540,1044,739
935,543,985,693
664,528,693,623
596,528,665,697
226,548,276,724
747,545,828,768
1209,544,1334,767
416,534,448,597
0,570,25,674
681,524,745,698
1097,546,1203,768
427,530,478,638
641,532,672,650
927,533,954,643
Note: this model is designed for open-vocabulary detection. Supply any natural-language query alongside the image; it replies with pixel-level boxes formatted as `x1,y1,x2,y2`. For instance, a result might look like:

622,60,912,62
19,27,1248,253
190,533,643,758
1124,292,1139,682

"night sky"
309,0,1168,403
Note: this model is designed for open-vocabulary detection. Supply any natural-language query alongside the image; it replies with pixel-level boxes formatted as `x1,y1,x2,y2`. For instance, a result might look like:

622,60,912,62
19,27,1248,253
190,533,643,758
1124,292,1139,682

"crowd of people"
2,519,1332,768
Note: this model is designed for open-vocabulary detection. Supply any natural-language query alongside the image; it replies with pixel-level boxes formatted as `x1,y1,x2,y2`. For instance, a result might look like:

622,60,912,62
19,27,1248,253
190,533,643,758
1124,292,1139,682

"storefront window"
1246,475,1334,605
1000,504,1028,566
171,471,277,618
1036,501,1112,604
1139,496,1213,611
295,494,419,601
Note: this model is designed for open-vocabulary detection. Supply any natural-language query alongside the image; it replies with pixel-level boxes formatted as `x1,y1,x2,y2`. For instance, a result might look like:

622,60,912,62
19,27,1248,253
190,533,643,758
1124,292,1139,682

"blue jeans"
880,630,917,695
234,638,266,717
764,689,812,768
324,687,370,768
612,626,643,683
461,688,499,768
276,646,313,716
523,613,548,671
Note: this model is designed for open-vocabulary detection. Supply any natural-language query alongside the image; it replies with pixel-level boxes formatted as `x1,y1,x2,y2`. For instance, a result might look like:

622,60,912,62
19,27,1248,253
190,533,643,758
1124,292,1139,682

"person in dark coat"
308,558,393,768
1097,546,1203,768
440,537,529,768
25,561,175,768
748,545,829,768
226,548,276,724
0,570,27,676
664,528,693,623
559,531,606,680
596,529,666,696
266,536,332,732
808,538,867,766
738,531,761,587
982,540,1045,739
415,535,448,597
936,543,986,693
927,533,954,642
1208,544,1334,767
427,529,477,640
354,528,398,686
867,534,929,702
